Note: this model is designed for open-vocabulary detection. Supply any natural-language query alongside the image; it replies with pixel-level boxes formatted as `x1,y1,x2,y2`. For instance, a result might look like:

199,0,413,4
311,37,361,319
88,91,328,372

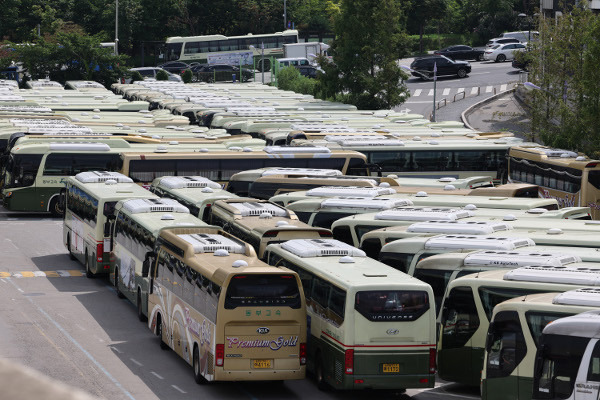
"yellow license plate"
382,363,400,373
253,359,272,369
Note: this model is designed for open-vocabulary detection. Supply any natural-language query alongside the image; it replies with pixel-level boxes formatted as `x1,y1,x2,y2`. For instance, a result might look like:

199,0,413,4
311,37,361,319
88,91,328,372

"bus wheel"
85,250,94,279
157,315,168,350
137,289,146,322
67,235,76,260
193,346,208,384
114,269,125,299
49,197,62,217
315,354,329,391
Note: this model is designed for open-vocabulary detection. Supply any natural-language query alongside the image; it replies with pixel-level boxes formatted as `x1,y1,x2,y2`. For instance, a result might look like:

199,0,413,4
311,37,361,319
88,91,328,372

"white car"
484,43,527,62
127,67,182,83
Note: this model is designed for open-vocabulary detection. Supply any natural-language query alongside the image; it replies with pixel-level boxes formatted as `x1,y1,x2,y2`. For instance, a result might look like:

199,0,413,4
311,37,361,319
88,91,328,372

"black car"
196,64,254,82
409,55,471,80
297,65,318,79
157,61,191,75
511,57,530,71
434,45,485,61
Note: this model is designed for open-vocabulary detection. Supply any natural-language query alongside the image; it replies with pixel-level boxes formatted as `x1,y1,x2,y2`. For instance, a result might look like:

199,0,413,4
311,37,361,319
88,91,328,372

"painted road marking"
457,87,464,93
151,372,164,379
442,88,450,96
428,89,434,96
470,87,478,95
172,385,186,394
500,84,507,91
413,89,422,96
486,86,493,92
130,358,143,367
1,270,84,278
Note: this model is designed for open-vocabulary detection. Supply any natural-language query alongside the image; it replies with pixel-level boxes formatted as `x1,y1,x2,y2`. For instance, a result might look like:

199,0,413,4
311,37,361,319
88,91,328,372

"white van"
499,31,538,42
278,57,312,68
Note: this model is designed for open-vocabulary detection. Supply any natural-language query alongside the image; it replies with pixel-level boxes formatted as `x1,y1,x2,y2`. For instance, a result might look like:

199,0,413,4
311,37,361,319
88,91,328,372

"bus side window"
328,285,346,327
172,259,185,298
311,277,331,316
161,254,174,291
183,267,196,305
588,341,600,382
194,274,207,315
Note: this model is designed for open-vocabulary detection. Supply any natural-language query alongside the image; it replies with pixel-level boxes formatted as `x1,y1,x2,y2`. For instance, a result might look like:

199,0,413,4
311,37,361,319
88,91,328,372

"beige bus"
208,198,333,258
147,227,307,383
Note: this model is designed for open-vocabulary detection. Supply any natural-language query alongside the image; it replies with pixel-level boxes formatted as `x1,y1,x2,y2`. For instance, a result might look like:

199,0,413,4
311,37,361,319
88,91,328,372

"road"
0,210,481,400
397,58,527,121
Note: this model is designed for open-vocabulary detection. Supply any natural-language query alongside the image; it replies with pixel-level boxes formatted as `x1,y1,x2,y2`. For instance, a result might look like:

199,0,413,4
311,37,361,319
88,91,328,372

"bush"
182,69,193,83
130,70,143,83
277,66,316,96
155,69,169,80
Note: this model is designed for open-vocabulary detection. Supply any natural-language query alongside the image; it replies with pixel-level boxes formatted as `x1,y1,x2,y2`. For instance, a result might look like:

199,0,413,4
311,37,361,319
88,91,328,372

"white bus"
63,171,157,277
148,227,307,382
264,239,436,390
438,266,600,387
532,310,600,400
483,289,600,400
110,197,211,320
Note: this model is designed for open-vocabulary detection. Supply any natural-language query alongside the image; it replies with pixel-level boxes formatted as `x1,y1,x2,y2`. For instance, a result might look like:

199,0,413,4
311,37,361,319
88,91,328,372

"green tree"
317,0,409,109
407,0,448,54
527,6,600,156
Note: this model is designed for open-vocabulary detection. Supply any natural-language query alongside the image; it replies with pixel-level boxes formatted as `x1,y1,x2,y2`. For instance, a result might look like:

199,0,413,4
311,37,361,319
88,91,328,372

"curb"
461,86,518,131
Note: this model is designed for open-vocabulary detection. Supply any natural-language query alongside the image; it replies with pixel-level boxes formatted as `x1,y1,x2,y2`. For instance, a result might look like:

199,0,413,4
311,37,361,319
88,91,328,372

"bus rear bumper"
345,373,435,390
215,367,306,381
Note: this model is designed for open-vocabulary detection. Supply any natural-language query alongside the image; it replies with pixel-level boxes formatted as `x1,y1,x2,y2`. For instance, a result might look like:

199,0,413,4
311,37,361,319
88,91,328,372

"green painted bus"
264,238,436,391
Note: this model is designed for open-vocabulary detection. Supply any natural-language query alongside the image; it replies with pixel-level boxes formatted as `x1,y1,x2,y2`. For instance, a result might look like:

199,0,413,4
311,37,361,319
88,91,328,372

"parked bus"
264,238,436,390
162,30,299,70
438,265,600,386
63,171,157,277
110,197,210,320
149,176,238,222
208,198,332,258
507,146,600,219
532,310,600,399
147,227,307,382
483,289,600,400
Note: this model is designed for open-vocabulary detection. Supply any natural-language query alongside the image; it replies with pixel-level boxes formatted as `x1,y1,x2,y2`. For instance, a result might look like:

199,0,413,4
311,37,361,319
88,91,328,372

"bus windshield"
4,154,42,188
224,274,302,309
165,43,182,61
355,290,430,321
535,334,590,399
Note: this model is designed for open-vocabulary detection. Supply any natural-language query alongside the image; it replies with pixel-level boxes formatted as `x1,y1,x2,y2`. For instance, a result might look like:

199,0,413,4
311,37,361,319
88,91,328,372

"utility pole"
284,0,287,29
115,0,119,56
432,62,437,122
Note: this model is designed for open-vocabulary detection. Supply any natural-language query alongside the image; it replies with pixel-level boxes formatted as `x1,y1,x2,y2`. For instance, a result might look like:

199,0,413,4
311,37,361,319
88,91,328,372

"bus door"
573,339,600,400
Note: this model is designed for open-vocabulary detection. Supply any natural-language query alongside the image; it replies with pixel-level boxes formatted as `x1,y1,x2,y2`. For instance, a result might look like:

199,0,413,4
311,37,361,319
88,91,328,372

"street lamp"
115,0,119,56
284,0,287,30
518,13,531,42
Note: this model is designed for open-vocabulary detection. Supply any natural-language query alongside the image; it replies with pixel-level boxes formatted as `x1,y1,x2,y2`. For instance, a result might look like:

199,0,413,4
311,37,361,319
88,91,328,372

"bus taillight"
429,348,436,373
216,344,224,367
299,343,306,365
344,349,354,374
318,230,333,237
96,243,103,263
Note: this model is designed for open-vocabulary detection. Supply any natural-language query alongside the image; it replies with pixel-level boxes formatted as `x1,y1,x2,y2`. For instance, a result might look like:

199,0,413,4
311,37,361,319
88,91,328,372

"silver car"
126,67,182,83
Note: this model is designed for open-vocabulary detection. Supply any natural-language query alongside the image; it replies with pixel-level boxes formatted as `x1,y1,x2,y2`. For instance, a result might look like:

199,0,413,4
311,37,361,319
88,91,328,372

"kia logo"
257,327,270,334
386,328,399,335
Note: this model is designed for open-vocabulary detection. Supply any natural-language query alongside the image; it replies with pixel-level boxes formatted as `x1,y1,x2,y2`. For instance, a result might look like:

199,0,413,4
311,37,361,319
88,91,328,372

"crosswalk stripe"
470,87,478,95
486,86,493,93
457,88,464,93
442,88,450,96
413,89,422,96
0,270,84,278
428,89,434,96
500,84,507,91
33,271,46,277
45,271,60,277
0,272,10,278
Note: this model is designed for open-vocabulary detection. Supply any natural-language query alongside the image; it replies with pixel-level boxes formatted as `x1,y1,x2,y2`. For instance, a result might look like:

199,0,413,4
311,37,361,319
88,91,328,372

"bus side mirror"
58,188,67,217
485,322,495,352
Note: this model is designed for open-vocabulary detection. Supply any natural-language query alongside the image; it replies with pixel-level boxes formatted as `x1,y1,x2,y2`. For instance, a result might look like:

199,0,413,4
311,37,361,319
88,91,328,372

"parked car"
297,65,318,79
195,64,253,82
127,67,182,82
486,37,521,48
409,55,471,80
434,45,485,61
484,43,527,62
512,56,530,71
157,61,191,75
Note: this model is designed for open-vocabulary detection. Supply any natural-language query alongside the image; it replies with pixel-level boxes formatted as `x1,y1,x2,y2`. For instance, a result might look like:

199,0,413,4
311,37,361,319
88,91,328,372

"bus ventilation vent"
465,250,581,268
75,171,132,183
406,221,513,235
159,176,221,190
338,139,405,147
281,239,366,258
264,146,331,154
307,186,397,198
323,134,386,143
49,143,111,152
424,235,534,251
261,168,343,177
178,234,246,254
553,288,600,307
122,198,189,214
229,202,288,217
320,197,413,210
375,208,474,221
505,264,600,285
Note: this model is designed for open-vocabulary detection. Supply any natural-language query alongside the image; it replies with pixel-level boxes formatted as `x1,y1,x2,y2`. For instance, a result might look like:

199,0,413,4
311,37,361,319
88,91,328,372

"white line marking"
56,270,71,277
93,335,105,343
4,239,18,249
151,371,164,379
470,87,478,95
33,271,46,277
428,89,434,96
403,100,438,104
111,347,123,354
457,87,464,93
172,385,186,394
130,358,143,367
75,324,86,331
17,287,24,292
413,89,422,96
486,86,493,93
442,88,450,96
500,84,507,91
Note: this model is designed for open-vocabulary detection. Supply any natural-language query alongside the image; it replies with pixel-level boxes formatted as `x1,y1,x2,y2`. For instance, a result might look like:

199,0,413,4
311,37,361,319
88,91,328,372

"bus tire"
67,235,76,260
49,197,62,217
157,314,168,350
85,250,94,279
193,345,208,384
315,353,329,391
114,269,125,299
137,289,146,322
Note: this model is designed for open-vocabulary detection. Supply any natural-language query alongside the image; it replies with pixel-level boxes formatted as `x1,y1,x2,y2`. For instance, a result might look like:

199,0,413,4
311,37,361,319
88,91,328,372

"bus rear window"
225,274,301,309
355,290,430,322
